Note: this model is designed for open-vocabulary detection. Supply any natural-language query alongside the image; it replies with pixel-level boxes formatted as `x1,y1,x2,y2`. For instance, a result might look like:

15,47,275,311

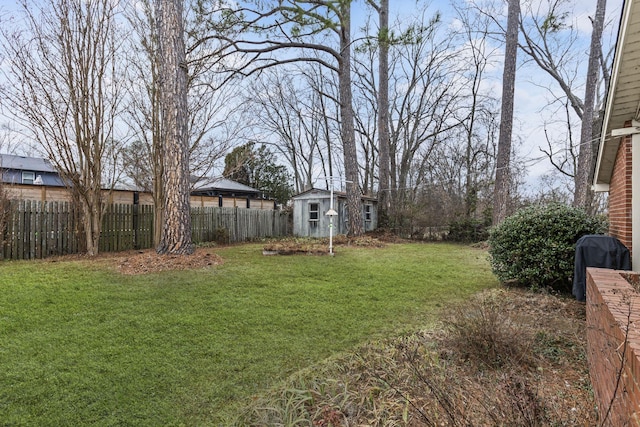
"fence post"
234,207,239,243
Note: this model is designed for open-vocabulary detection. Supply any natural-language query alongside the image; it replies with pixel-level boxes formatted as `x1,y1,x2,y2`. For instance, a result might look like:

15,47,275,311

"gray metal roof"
0,153,57,173
595,0,640,188
193,177,260,193
292,187,377,202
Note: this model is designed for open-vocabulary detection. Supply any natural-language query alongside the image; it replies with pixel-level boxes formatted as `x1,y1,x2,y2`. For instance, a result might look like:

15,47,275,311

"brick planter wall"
587,267,640,426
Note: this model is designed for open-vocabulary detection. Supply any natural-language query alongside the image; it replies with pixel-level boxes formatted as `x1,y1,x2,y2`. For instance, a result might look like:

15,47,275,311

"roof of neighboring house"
0,153,57,173
594,0,640,189
191,177,263,196
291,187,377,202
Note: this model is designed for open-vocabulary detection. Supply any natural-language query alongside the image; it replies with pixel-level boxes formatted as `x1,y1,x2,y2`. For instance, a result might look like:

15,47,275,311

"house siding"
609,133,633,256
3,170,64,187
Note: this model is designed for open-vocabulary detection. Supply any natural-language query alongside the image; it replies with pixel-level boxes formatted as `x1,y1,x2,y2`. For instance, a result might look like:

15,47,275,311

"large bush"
447,217,491,243
488,203,608,292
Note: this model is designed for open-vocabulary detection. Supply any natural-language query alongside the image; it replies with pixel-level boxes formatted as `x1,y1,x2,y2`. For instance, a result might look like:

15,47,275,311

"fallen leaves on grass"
43,248,224,275
117,249,223,275
235,288,597,426
263,235,387,255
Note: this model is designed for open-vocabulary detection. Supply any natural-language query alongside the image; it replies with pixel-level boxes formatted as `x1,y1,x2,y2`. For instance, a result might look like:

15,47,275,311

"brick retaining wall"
587,267,640,426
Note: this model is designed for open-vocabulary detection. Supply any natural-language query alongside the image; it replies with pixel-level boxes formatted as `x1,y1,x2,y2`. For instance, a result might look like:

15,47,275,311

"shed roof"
292,188,377,202
0,153,57,173
594,0,640,188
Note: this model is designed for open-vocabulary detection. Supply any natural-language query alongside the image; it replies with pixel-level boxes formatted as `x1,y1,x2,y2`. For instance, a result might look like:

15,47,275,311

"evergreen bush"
488,203,607,292
447,217,491,243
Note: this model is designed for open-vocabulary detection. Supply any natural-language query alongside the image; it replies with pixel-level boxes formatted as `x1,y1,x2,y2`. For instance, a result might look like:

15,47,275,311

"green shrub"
214,227,230,244
488,203,607,292
447,217,491,243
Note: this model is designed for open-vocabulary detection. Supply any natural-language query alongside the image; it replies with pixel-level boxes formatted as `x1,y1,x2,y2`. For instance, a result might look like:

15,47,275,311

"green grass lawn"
0,243,497,425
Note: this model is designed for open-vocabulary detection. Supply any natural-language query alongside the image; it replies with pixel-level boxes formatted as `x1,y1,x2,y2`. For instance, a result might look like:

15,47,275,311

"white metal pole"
329,185,334,255
322,176,349,256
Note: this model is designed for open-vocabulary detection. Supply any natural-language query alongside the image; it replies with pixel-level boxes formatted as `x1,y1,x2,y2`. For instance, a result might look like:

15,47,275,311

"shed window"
364,204,372,222
309,203,319,228
22,171,35,185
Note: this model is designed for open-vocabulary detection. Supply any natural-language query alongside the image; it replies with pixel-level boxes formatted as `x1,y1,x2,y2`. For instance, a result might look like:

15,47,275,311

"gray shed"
292,188,377,237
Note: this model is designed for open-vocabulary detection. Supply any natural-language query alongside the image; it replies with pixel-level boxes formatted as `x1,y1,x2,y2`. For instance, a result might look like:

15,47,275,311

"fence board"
0,202,290,260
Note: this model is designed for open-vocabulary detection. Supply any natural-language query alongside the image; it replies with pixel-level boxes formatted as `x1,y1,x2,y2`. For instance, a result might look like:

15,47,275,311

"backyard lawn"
0,242,497,425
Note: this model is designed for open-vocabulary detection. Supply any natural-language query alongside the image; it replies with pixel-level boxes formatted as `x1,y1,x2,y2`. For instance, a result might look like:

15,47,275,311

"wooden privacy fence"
0,200,291,260
190,206,290,243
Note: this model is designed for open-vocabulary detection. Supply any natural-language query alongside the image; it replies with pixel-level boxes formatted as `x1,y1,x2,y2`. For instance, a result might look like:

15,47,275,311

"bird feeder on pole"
326,208,338,255
323,176,351,256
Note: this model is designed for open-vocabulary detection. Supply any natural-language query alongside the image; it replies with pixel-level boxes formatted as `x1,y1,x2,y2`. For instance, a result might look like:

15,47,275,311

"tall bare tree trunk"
575,0,606,212
0,0,124,257
153,114,165,247
152,51,165,247
493,0,520,226
156,0,194,255
377,0,391,229
339,0,364,236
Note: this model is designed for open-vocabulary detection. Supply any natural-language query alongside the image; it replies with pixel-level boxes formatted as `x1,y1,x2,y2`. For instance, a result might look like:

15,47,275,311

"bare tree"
349,7,478,233
575,0,606,211
156,0,194,255
301,64,343,189
465,0,614,212
365,0,391,227
386,15,461,229
352,38,379,195
183,1,247,186
211,0,365,236
246,67,341,194
451,2,501,220
123,0,243,246
517,0,612,211
519,0,586,118
377,0,391,223
123,0,164,244
0,0,124,256
493,0,520,226
539,100,578,179
0,124,26,156
335,0,363,236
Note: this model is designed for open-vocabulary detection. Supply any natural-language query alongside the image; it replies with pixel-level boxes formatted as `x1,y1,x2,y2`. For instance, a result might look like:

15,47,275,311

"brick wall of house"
608,134,633,255
586,268,640,426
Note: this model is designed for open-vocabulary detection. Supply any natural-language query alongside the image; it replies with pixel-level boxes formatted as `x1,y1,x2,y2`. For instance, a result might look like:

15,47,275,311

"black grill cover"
573,235,631,301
